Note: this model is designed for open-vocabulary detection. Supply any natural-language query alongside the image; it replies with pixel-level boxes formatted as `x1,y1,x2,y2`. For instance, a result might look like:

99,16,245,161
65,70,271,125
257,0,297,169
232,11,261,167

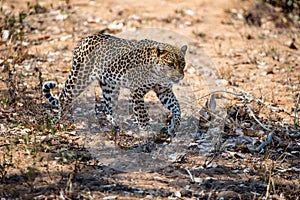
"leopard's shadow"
72,82,203,172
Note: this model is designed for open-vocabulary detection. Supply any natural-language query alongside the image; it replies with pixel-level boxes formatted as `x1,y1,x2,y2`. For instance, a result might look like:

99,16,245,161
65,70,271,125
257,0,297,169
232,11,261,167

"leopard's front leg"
154,85,181,135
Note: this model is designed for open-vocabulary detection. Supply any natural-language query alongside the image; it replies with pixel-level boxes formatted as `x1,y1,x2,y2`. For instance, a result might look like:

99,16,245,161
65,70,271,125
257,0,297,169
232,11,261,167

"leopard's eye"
168,62,175,68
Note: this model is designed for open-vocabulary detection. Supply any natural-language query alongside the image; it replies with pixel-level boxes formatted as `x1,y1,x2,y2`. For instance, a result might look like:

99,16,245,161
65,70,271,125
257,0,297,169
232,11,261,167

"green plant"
1,98,9,105
0,145,13,183
20,132,33,156
288,65,294,71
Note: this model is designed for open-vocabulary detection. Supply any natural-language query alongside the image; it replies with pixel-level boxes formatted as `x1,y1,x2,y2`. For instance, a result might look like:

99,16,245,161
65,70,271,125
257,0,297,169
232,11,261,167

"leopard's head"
155,43,187,83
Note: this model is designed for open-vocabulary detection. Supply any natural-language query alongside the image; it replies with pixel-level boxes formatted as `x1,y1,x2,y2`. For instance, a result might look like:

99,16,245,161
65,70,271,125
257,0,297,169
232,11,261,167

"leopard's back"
73,34,136,73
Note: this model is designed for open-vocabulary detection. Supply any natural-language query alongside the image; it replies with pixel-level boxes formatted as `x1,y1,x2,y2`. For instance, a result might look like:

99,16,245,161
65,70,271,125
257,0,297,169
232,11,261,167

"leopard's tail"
43,81,59,107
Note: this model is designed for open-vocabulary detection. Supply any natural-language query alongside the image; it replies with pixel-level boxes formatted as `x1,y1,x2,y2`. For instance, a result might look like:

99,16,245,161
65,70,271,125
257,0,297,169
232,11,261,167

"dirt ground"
0,0,300,199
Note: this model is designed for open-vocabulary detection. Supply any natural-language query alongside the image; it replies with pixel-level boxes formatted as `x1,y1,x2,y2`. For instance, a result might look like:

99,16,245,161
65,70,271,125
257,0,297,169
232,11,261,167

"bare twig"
294,93,300,129
198,89,272,131
248,132,273,153
203,154,217,168
185,168,195,183
265,166,271,199
244,98,271,131
231,87,292,116
196,89,244,100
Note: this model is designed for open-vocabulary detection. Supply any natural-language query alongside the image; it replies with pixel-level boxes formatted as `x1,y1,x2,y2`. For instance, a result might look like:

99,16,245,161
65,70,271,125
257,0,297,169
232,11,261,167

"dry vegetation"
0,0,300,199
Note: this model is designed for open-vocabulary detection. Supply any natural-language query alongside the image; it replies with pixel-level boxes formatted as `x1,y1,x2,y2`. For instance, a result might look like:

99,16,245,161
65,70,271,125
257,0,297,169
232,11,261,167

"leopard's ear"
181,45,187,55
157,44,168,57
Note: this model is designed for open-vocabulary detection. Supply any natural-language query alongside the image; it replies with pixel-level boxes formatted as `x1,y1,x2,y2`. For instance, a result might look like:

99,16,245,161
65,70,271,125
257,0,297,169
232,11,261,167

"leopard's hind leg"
96,81,120,130
56,63,96,119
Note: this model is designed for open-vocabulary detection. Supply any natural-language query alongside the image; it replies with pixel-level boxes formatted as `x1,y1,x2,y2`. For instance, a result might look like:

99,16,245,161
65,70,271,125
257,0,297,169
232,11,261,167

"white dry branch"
294,92,300,129
198,89,272,131
247,132,273,153
243,97,271,131
197,89,286,153
185,167,195,183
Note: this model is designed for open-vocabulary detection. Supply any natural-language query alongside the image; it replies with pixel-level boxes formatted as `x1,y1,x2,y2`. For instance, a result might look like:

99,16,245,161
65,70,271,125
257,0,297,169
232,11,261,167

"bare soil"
0,0,299,199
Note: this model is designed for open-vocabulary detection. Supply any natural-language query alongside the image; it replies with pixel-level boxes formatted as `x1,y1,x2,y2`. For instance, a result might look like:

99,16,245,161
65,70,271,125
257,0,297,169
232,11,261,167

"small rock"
217,191,239,199
183,9,195,16
174,190,181,198
103,196,118,200
181,189,193,198
194,177,203,183
285,40,298,50
55,13,68,21
257,61,267,69
235,128,244,136
266,68,274,74
108,20,124,32
215,79,228,86
128,14,141,21
41,135,47,141
187,66,196,74
133,188,144,195
2,30,10,41
60,35,72,41
260,71,267,76
69,131,76,136
206,162,218,168
168,153,185,162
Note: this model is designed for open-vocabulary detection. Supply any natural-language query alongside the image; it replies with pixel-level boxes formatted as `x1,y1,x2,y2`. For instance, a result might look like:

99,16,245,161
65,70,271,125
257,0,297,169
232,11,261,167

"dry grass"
0,0,299,199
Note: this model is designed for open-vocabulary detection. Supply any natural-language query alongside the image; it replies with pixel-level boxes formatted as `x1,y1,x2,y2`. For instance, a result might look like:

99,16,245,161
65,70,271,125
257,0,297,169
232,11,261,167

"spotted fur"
43,34,187,134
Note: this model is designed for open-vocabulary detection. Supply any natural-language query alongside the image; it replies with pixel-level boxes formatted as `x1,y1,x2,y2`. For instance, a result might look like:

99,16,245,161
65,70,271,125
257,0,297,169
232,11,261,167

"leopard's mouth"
171,75,184,83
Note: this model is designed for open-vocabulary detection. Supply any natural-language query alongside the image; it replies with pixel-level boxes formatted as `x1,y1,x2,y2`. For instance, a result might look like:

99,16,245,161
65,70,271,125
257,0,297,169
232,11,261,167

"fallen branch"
243,96,271,131
198,89,272,131
185,167,195,183
294,92,300,129
247,132,273,153
231,87,293,117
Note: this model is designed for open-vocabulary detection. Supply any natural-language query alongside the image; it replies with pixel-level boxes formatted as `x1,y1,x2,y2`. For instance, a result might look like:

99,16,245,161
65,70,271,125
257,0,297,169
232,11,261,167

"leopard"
43,33,187,136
